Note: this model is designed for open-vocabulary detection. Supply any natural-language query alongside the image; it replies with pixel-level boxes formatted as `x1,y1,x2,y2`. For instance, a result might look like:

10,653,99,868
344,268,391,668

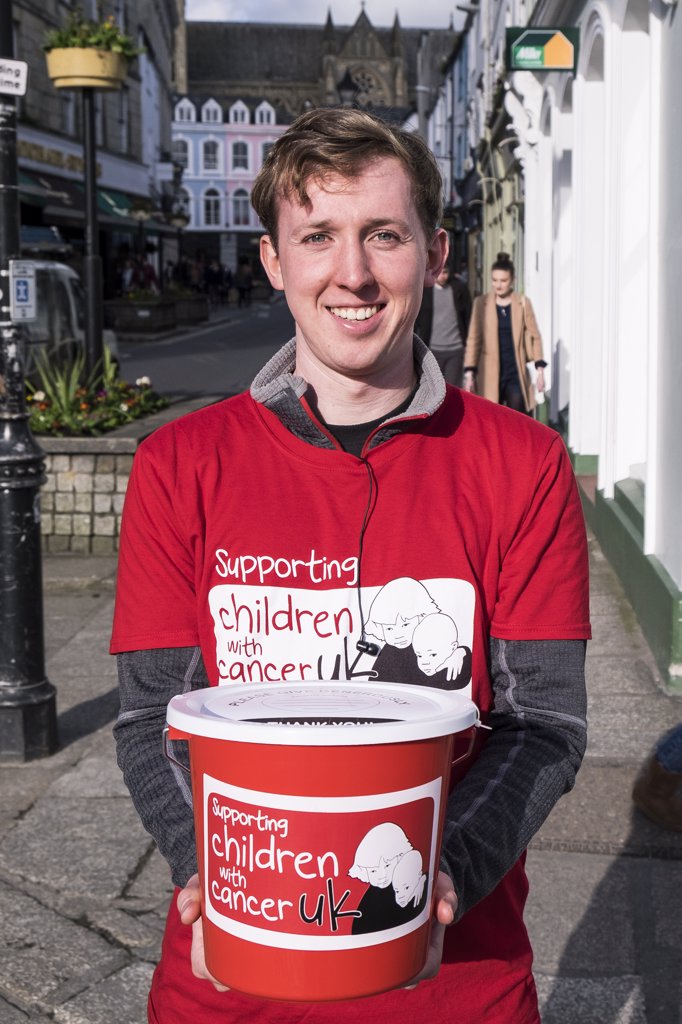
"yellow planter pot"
45,48,128,90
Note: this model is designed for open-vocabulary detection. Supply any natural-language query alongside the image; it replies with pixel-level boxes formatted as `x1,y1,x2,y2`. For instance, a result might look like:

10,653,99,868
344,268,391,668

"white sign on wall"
0,59,29,97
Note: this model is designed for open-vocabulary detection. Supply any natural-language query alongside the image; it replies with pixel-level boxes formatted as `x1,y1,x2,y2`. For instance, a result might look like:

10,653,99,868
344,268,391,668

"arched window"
174,98,195,123
203,139,219,172
232,141,248,170
172,138,188,169
204,188,221,226
232,189,250,226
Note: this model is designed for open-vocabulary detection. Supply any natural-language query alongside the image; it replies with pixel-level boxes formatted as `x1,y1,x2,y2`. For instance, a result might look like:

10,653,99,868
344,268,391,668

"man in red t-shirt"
112,108,591,1024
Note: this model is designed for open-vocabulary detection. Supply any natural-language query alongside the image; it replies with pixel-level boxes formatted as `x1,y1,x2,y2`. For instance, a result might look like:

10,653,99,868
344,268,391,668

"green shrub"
43,6,143,59
27,349,168,437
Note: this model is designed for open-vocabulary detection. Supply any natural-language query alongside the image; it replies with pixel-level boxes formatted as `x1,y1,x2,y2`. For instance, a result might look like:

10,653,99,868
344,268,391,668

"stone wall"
40,449,135,555
38,397,217,555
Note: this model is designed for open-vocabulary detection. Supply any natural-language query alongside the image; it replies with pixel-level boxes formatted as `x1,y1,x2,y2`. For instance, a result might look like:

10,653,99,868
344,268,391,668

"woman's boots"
632,755,682,832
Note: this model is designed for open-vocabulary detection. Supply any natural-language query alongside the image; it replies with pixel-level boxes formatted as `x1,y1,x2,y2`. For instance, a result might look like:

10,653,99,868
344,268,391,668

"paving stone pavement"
0,532,680,1023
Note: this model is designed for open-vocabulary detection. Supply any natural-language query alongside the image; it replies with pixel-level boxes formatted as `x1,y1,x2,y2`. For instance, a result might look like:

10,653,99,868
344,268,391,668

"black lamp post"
81,86,104,378
130,204,152,260
169,206,190,286
0,1,57,760
45,41,130,378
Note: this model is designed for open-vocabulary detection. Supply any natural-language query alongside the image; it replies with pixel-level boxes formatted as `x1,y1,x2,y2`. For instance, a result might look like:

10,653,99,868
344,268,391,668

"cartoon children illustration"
411,612,472,690
364,578,441,684
349,822,427,934
392,848,427,911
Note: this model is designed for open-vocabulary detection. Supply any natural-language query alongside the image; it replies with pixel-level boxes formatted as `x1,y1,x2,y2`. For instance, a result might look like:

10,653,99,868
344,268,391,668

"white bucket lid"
166,680,479,747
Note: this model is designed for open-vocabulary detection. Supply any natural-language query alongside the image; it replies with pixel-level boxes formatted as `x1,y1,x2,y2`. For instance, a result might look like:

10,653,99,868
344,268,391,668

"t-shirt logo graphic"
209,568,475,694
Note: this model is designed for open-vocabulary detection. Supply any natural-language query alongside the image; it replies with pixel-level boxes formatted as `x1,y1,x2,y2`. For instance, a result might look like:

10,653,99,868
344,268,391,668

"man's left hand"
404,870,457,988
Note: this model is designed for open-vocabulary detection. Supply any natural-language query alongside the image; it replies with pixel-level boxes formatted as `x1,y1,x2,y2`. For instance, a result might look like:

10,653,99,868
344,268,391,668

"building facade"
173,10,457,273
436,0,682,690
182,11,455,123
13,0,181,295
171,95,287,271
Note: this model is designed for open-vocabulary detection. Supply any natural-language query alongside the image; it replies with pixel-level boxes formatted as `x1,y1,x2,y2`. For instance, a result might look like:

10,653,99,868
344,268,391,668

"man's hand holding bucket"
177,870,458,993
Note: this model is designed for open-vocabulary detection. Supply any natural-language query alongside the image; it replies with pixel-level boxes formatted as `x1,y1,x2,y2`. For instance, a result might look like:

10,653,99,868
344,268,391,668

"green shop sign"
506,28,579,73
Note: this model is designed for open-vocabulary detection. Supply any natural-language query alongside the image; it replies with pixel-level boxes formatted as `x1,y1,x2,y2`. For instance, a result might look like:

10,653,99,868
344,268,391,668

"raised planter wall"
103,295,210,333
174,295,210,325
104,298,177,333
38,397,220,554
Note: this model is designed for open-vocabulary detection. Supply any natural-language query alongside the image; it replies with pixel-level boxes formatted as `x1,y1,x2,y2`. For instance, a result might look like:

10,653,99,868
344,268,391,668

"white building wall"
569,14,607,461
140,50,162,189
611,13,650,487
448,0,682,613
550,88,574,424
655,3,682,585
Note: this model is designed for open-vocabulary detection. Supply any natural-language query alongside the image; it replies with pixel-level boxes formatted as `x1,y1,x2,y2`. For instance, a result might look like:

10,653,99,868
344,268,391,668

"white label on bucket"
203,774,442,950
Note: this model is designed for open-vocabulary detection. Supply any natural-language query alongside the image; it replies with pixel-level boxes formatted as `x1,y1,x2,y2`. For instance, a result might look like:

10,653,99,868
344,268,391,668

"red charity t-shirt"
111,386,590,1023
111,387,590,668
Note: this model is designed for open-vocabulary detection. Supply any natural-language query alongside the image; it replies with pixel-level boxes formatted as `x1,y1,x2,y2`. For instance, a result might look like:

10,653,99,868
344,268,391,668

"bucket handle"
451,727,476,768
451,716,491,768
163,726,191,776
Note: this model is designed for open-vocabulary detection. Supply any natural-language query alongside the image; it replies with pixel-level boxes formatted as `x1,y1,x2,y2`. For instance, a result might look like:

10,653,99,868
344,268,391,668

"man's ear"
260,235,284,291
424,228,449,287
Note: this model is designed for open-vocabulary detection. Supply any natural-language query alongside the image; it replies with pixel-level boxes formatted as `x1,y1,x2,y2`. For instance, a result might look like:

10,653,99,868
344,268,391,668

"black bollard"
0,2,58,760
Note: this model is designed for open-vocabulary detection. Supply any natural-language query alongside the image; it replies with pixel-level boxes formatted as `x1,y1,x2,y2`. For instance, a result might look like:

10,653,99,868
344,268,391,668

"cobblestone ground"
0,537,680,1022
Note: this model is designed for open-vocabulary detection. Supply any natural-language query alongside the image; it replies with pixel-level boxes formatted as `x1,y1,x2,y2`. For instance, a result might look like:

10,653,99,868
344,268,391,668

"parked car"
20,261,119,382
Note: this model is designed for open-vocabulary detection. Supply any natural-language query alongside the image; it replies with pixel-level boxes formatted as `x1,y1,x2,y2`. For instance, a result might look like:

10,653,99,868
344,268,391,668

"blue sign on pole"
9,261,37,322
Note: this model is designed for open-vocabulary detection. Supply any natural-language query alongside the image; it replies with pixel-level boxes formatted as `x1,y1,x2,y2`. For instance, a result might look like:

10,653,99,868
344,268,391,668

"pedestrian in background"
235,256,253,307
414,261,472,385
463,252,546,414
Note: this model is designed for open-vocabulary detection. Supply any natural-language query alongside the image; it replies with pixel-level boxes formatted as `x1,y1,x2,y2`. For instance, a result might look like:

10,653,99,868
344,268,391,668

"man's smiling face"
260,157,446,386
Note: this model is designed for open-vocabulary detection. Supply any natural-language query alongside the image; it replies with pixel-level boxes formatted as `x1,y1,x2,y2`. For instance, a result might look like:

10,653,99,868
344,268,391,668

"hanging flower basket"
45,47,128,90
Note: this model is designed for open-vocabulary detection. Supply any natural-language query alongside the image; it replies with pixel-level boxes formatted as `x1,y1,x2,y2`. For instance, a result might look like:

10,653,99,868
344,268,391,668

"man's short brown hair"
251,107,443,249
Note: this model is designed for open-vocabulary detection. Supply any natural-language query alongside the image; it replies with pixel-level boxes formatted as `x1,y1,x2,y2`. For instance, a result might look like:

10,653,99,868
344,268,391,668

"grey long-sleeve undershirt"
114,638,586,916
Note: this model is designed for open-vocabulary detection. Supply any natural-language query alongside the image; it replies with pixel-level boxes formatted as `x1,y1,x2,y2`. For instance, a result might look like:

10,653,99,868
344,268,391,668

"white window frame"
232,188,250,227
175,98,196,123
202,98,222,123
202,138,221,174
255,101,275,125
229,100,249,124
203,187,222,227
172,136,191,173
232,140,249,172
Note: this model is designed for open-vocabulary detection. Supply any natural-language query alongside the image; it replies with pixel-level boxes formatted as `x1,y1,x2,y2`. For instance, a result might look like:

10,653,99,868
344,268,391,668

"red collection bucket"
164,680,479,1002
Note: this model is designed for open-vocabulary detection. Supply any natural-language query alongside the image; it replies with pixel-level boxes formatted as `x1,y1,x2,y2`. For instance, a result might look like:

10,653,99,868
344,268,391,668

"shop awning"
18,171,48,208
98,186,134,220
18,171,174,233
20,224,74,259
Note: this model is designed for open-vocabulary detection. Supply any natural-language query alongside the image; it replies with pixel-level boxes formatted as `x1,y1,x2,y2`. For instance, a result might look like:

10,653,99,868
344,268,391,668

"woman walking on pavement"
463,252,546,414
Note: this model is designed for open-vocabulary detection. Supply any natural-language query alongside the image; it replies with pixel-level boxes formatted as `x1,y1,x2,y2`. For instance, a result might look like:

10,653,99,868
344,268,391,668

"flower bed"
29,373,168,437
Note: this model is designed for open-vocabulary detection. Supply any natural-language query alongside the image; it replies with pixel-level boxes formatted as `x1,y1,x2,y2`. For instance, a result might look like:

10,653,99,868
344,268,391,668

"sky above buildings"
184,0,461,30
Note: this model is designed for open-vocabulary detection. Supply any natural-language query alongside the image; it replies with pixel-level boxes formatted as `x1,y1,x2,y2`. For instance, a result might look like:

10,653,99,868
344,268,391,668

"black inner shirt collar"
321,386,419,458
